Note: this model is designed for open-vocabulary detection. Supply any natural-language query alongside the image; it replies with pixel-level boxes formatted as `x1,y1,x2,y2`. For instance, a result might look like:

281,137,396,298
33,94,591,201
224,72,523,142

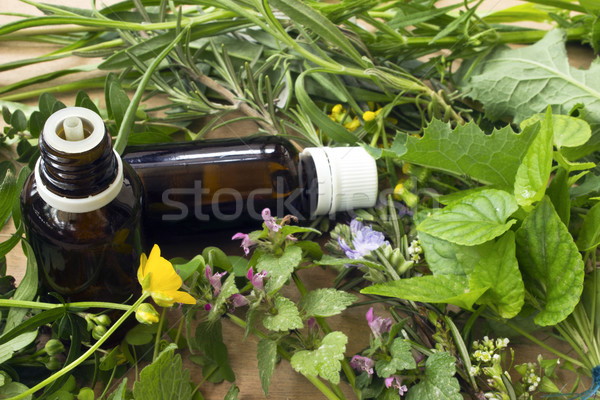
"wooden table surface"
0,1,592,398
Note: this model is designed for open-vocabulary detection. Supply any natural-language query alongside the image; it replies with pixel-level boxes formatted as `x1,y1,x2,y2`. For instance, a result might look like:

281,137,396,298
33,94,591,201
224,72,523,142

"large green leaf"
375,338,416,378
418,232,465,276
461,29,600,158
257,339,277,396
299,288,357,318
469,232,524,319
361,275,487,311
406,352,462,400
262,296,303,332
132,344,193,400
398,119,537,188
514,108,553,207
516,197,585,326
417,189,518,246
258,245,303,294
576,200,600,251
291,331,347,385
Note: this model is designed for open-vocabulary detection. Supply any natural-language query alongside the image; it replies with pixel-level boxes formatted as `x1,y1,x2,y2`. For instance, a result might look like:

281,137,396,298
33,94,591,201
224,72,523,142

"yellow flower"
137,244,196,307
136,303,160,324
344,117,360,132
363,111,376,122
332,104,343,114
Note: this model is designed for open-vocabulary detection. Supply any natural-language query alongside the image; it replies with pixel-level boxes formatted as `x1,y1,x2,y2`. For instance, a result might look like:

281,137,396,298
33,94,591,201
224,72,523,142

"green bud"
85,317,95,332
44,339,65,356
92,314,111,327
45,356,62,371
92,325,108,340
135,303,160,325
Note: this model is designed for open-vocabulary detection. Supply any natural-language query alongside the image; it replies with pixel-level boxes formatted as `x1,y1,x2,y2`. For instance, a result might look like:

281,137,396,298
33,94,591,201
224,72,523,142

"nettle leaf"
258,245,302,294
300,288,357,318
208,274,239,321
399,119,537,188
514,109,553,207
375,338,416,378
132,344,193,400
291,331,347,385
406,352,462,400
361,275,487,311
516,197,585,326
257,339,277,396
417,189,518,246
469,232,524,319
263,296,303,332
461,29,600,158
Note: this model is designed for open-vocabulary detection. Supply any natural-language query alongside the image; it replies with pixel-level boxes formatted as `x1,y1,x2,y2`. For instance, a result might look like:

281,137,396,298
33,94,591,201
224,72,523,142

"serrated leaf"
291,331,347,385
375,338,416,378
263,296,303,332
516,197,585,326
514,108,553,207
469,231,524,319
209,274,239,321
258,245,302,294
133,344,193,400
417,189,518,246
399,119,537,188
257,339,277,396
300,288,357,317
461,29,600,158
406,352,462,400
361,275,487,311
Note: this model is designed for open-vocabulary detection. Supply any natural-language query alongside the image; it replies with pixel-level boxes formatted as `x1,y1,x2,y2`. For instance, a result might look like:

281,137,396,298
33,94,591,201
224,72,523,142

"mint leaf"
361,275,487,311
375,338,416,378
514,109,553,207
399,119,537,187
258,245,302,294
291,331,347,385
257,339,277,396
300,288,357,318
133,344,192,400
417,189,518,246
406,352,462,400
263,296,303,332
469,232,524,319
516,197,585,326
419,232,465,276
461,29,600,157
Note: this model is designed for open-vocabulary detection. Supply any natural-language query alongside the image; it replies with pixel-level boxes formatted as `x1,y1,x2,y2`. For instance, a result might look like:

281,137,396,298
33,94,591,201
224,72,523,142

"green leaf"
258,245,302,294
577,201,600,251
514,108,553,207
107,379,128,400
202,247,232,273
224,384,239,400
172,255,204,281
418,232,465,275
257,339,277,396
133,344,193,400
291,331,347,385
469,232,524,319
547,167,571,226
0,331,37,365
209,274,239,321
4,242,38,334
0,307,65,346
0,381,32,400
125,323,157,346
417,189,518,246
375,338,416,378
399,119,537,188
460,29,600,158
552,114,591,149
299,288,357,318
361,275,487,311
0,169,16,227
279,225,321,237
194,320,235,382
263,296,303,332
316,254,385,271
108,79,130,131
516,197,585,326
406,352,462,400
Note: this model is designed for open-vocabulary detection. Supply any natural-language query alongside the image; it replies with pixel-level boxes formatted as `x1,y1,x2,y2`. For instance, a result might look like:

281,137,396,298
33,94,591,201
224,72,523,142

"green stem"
153,307,167,362
374,249,401,281
113,24,190,154
226,312,342,400
0,299,131,311
7,294,149,400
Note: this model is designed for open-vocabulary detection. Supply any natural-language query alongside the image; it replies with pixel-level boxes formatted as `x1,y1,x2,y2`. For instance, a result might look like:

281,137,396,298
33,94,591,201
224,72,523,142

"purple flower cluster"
338,219,387,259
385,375,408,396
350,355,375,376
366,307,392,338
204,265,248,311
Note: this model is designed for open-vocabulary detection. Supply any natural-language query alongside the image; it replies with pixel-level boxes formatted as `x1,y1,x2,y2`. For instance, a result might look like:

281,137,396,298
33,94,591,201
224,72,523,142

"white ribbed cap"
301,146,377,216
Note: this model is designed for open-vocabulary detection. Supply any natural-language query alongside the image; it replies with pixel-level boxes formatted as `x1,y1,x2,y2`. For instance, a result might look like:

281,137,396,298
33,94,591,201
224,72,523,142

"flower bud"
135,303,160,324
92,314,111,327
92,325,108,340
44,339,65,356
45,356,62,371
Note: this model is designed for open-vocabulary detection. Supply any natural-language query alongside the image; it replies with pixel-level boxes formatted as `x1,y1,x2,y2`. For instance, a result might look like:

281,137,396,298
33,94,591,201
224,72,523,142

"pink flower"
247,268,267,290
366,307,392,338
205,265,227,296
229,293,249,310
385,375,408,396
262,208,281,232
232,232,255,255
350,355,375,376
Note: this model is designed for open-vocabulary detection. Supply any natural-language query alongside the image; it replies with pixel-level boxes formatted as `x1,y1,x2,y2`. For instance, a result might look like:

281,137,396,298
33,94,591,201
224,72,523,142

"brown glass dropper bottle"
123,136,378,246
20,107,144,304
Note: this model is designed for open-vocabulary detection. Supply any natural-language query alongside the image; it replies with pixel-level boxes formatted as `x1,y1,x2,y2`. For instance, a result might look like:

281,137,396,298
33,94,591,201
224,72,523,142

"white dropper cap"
35,107,124,213
300,146,378,216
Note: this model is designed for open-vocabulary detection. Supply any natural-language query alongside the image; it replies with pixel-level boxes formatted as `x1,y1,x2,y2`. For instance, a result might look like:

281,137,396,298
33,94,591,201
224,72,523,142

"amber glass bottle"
123,136,378,243
21,107,144,304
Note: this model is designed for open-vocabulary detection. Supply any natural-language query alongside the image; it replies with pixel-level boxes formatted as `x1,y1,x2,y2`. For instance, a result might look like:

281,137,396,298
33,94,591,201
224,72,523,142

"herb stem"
6,293,149,400
0,299,131,311
153,306,167,362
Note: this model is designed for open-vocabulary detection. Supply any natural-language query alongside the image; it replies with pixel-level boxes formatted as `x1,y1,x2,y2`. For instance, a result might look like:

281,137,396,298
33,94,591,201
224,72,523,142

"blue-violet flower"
338,219,387,259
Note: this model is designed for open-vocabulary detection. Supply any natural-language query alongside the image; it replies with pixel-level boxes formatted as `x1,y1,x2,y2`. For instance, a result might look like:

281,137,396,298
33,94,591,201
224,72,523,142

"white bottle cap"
300,146,378,216
35,107,124,213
